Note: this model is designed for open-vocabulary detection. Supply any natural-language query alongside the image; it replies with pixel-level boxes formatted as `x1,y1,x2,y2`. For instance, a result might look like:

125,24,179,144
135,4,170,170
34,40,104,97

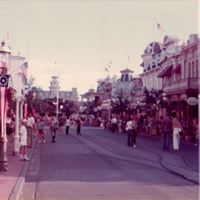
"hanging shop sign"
187,97,198,106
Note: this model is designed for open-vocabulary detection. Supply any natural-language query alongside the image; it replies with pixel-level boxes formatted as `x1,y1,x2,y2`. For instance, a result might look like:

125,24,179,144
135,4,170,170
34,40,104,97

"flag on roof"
105,67,109,72
157,22,165,32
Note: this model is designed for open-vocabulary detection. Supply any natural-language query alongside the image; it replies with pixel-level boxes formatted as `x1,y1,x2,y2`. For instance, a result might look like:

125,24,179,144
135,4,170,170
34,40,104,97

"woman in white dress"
172,114,183,150
19,119,29,161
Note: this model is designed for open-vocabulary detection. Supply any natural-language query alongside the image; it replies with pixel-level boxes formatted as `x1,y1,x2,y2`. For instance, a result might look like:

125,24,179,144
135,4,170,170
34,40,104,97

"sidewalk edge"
8,139,37,200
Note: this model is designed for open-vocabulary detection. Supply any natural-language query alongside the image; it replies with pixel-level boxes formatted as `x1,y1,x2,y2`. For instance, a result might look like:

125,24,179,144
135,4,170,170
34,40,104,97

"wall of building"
9,55,28,98
140,36,180,91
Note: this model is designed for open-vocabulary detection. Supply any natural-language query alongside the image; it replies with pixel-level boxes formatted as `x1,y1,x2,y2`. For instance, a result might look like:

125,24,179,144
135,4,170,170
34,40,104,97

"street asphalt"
19,126,199,200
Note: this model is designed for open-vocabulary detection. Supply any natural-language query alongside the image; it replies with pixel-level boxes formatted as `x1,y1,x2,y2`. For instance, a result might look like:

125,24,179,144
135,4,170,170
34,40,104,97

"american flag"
105,67,109,72
0,87,8,137
157,22,165,32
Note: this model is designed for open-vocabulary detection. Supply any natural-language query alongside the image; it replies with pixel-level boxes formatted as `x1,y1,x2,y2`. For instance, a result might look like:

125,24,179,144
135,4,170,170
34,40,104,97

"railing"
163,78,199,93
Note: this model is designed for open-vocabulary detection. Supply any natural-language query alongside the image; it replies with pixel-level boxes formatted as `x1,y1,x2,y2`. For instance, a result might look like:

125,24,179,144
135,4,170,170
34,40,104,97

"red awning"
158,65,173,77
173,64,181,73
140,62,144,67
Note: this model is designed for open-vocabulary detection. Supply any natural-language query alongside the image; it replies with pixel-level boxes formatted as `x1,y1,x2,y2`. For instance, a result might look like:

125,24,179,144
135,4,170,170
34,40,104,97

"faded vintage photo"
0,0,199,200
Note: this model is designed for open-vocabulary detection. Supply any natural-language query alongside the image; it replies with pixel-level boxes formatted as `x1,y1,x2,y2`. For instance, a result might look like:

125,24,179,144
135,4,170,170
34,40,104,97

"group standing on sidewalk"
9,109,198,164
99,110,199,152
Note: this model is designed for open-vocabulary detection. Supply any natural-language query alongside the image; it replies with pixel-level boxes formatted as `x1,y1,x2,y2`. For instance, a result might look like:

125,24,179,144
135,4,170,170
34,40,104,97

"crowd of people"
100,112,199,150
5,110,199,161
6,112,83,161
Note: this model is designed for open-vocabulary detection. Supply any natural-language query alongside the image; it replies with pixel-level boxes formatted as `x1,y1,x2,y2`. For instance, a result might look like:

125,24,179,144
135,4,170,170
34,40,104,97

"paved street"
19,127,198,200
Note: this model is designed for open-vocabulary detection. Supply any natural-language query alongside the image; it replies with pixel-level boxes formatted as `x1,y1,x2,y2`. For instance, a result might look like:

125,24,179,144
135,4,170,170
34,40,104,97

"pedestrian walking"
19,119,29,161
76,117,82,136
27,113,35,147
58,114,65,134
111,115,118,133
38,116,46,143
126,116,137,147
50,115,58,143
27,113,35,133
118,118,122,133
126,117,133,147
161,114,172,150
65,116,71,135
172,114,183,150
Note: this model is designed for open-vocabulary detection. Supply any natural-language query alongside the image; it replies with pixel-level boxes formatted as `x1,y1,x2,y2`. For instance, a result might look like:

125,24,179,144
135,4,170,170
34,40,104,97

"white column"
56,76,59,118
13,98,20,155
20,100,24,120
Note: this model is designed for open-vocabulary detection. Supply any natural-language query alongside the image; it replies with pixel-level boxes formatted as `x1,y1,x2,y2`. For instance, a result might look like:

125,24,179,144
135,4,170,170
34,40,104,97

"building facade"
39,76,79,102
158,34,199,137
140,36,180,91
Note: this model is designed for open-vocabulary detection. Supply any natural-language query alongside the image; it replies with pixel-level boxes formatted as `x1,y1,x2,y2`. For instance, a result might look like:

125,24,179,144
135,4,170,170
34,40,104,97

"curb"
8,138,37,200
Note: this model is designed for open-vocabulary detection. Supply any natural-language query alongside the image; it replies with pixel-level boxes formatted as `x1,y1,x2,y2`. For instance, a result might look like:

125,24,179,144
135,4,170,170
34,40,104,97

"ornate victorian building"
158,34,199,133
140,36,180,91
39,76,79,102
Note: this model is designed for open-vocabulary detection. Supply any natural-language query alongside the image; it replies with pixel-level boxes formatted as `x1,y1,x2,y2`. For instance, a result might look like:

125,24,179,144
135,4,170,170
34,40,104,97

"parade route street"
19,127,199,200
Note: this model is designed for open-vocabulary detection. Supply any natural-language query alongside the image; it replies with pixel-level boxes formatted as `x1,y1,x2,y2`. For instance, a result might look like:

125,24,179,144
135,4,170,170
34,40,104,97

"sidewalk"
0,135,36,200
138,132,199,170
137,134,199,183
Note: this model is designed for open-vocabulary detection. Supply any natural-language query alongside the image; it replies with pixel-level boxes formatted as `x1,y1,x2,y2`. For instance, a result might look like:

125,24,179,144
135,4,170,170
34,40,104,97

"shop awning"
173,64,181,73
140,62,144,67
157,65,173,77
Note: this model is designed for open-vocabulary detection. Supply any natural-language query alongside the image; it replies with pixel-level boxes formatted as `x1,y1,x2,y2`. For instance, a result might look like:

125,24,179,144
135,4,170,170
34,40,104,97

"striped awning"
158,65,173,77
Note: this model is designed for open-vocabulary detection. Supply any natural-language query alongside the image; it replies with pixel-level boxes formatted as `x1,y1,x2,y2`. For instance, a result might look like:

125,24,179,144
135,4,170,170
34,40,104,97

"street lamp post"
56,75,59,118
0,41,11,171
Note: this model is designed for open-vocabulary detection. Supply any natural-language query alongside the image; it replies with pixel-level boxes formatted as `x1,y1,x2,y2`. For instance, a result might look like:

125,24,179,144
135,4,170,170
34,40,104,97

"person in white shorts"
19,119,29,161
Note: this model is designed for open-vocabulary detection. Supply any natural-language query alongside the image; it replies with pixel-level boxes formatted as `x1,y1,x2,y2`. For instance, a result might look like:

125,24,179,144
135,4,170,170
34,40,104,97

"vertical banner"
24,103,28,119
0,87,8,138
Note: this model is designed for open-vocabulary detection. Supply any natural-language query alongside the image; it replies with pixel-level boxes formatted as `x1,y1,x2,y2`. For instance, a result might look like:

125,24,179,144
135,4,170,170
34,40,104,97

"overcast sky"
0,0,198,94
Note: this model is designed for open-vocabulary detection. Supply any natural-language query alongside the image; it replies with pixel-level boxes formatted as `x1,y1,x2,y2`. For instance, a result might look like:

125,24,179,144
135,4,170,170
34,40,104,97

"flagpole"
155,20,158,41
127,53,131,68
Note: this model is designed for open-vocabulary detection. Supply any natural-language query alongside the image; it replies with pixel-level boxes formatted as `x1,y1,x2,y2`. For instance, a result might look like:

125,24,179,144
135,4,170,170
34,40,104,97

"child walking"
19,119,29,161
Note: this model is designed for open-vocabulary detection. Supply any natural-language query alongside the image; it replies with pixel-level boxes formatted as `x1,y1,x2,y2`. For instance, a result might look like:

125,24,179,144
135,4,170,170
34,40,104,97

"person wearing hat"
19,119,29,161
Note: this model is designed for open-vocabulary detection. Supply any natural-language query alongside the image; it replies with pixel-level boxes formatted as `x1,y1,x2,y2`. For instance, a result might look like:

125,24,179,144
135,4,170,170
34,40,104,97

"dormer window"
124,74,129,82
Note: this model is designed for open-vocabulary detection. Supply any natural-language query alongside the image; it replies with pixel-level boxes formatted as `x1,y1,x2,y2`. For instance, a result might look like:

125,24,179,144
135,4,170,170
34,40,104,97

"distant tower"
49,76,60,98
120,68,133,83
71,87,79,101
115,68,134,98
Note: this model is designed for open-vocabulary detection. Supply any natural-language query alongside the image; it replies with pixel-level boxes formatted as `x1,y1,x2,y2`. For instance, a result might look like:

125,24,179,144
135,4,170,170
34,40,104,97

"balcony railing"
163,78,199,93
